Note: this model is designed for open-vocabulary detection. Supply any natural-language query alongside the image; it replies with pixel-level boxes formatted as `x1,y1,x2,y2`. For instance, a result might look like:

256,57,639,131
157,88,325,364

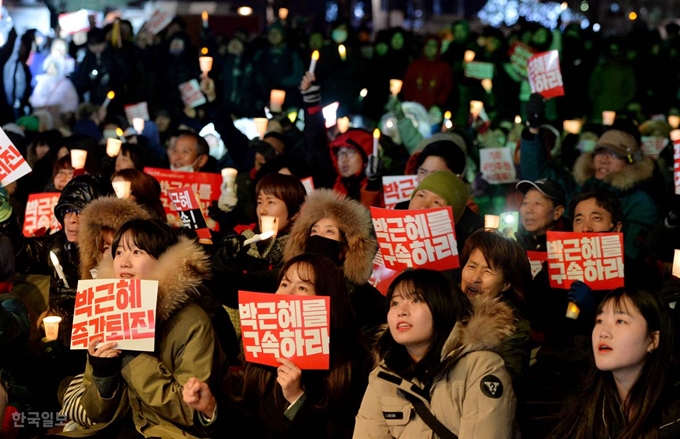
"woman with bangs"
185,253,371,438
548,288,680,438
354,269,518,438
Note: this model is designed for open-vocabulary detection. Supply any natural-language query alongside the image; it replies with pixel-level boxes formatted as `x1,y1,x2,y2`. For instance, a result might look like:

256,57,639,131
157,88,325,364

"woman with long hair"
548,287,680,439
354,269,518,438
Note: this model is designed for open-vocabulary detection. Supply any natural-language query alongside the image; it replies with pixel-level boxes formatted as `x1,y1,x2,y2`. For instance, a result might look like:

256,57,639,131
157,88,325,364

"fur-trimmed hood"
572,152,654,192
283,189,378,285
440,295,516,364
78,196,151,280
95,236,210,323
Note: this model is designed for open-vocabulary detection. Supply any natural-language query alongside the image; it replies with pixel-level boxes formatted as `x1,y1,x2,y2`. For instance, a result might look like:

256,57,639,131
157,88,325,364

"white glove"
218,182,238,212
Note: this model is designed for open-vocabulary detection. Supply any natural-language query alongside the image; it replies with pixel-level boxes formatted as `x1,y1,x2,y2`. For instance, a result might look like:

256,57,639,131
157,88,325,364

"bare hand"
299,72,316,92
88,337,121,358
200,77,217,102
276,358,303,405
182,377,216,418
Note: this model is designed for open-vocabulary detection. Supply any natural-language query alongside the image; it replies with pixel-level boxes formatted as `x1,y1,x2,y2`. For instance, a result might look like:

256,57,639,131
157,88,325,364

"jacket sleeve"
120,307,217,427
80,360,125,424
621,190,658,261
353,375,393,439
459,351,516,439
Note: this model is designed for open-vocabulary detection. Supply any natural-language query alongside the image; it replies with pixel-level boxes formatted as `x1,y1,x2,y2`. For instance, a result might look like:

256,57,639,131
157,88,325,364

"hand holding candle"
243,231,275,246
602,111,616,126
270,90,286,113
199,56,213,77
470,100,484,119
309,50,319,74
43,316,62,341
389,79,402,96
106,138,122,157
102,91,115,107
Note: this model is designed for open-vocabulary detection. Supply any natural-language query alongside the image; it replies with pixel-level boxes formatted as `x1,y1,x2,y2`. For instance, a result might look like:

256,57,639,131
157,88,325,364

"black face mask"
304,235,342,266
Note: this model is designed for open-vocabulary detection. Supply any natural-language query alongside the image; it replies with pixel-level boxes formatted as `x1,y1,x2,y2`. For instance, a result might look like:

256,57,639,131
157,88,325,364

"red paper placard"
547,231,624,290
527,50,565,99
0,128,31,187
23,192,61,236
238,291,330,370
368,251,402,296
382,175,418,208
526,251,547,279
370,206,459,271
167,187,212,242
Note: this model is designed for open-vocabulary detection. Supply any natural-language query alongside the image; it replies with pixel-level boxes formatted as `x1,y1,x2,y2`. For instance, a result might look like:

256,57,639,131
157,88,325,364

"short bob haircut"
377,269,472,381
255,173,307,222
111,218,178,260
568,188,624,228
461,229,530,303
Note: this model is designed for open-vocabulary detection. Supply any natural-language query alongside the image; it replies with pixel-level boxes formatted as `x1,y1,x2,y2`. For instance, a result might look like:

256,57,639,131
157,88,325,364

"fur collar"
283,189,377,285
95,236,210,323
77,197,150,280
440,295,516,363
572,152,654,192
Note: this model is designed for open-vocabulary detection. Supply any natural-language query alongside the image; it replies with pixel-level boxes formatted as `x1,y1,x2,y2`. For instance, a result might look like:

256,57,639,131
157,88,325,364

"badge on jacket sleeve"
480,375,503,399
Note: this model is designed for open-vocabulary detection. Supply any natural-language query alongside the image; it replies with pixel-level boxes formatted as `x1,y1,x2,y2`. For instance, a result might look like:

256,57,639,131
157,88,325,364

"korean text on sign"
546,231,624,290
371,206,459,271
479,147,517,184
71,279,159,351
382,175,418,208
167,187,212,242
238,291,330,370
0,127,31,187
368,251,401,296
527,50,565,99
179,79,207,108
508,41,536,78
23,192,61,236
674,140,680,195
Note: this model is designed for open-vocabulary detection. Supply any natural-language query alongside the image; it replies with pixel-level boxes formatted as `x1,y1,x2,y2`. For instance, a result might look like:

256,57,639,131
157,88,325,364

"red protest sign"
23,192,61,236
167,187,212,242
179,79,207,108
382,175,418,209
547,231,624,290
0,128,31,187
479,147,517,184
238,291,330,370
641,136,668,160
526,251,547,279
371,207,459,271
144,167,222,230
124,102,150,125
368,251,402,296
527,50,565,99
508,41,536,78
71,279,159,351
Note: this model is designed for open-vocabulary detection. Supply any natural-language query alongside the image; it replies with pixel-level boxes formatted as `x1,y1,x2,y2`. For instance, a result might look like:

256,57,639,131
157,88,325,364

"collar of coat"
573,152,654,192
94,236,210,324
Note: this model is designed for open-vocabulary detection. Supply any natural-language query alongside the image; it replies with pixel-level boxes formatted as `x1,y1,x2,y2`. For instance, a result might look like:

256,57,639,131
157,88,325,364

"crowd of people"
1,8,680,439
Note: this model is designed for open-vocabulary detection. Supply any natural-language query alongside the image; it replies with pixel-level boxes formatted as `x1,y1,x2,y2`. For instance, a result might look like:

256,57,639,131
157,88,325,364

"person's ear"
648,330,660,352
196,154,209,170
614,221,623,232
554,205,565,221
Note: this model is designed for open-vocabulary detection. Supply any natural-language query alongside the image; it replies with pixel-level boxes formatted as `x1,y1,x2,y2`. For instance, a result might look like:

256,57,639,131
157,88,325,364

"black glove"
365,155,383,192
526,93,545,129
221,234,247,260
661,276,680,303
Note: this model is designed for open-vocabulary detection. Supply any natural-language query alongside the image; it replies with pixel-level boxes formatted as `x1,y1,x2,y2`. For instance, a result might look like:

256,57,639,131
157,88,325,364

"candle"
43,316,62,341
669,115,680,129
70,149,87,169
359,88,368,99
106,138,122,157
563,120,583,135
514,115,522,124
389,79,402,96
270,89,286,113
338,44,346,61
372,128,380,157
566,302,581,319
278,8,289,20
602,111,616,126
484,215,500,229
464,50,475,62
672,129,680,142
481,78,493,92
336,116,350,134
259,215,279,236
470,100,484,118
199,56,213,76
221,167,238,185
673,250,680,278
49,251,70,288
254,118,268,139
132,117,145,134
243,231,275,246
201,11,208,28
309,50,319,74
102,90,115,107
112,180,131,199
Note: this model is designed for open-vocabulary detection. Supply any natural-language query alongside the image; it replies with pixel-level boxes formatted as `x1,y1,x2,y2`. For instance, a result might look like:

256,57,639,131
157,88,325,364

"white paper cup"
199,56,213,74
470,100,484,118
260,215,279,236
336,116,350,134
254,118,268,139
484,215,500,229
106,138,122,157
270,89,286,113
563,120,582,135
132,117,145,134
565,302,580,320
221,167,238,185
44,316,62,341
602,111,616,126
389,79,402,96
112,180,131,199
669,115,680,130
464,50,475,62
70,149,87,169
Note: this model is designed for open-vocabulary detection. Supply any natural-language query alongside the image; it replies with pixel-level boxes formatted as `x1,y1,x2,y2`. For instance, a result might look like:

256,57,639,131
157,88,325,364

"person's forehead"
174,136,198,151
576,198,609,214
524,187,552,203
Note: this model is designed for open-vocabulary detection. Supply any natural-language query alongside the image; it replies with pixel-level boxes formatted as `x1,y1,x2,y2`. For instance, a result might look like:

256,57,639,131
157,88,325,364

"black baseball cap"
516,178,566,207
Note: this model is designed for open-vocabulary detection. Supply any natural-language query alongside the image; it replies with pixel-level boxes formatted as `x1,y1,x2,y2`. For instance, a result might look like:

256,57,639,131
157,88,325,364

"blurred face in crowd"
409,189,446,210
257,192,292,234
264,136,285,155
168,135,203,171
335,147,363,178
453,23,469,42
115,151,135,172
388,281,434,363
310,217,341,242
593,149,628,180
254,152,267,171
155,114,171,133
113,233,158,280
63,208,80,242
54,167,74,191
276,262,316,296
268,28,284,47
416,156,450,183
460,249,510,299
572,197,622,233
519,189,563,237
51,39,67,57
309,33,324,51
35,142,50,161
391,32,405,50
227,38,244,56
423,39,439,60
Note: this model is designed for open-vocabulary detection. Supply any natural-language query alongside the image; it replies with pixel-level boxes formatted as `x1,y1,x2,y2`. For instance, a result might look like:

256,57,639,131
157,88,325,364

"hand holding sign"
276,358,304,404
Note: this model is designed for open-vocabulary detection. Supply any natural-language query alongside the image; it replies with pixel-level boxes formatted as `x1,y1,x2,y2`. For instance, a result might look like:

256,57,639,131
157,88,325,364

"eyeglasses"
63,208,81,217
594,148,625,160
336,148,358,160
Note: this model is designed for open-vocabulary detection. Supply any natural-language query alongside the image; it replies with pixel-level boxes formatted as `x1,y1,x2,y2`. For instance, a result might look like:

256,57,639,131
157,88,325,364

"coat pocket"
379,396,413,426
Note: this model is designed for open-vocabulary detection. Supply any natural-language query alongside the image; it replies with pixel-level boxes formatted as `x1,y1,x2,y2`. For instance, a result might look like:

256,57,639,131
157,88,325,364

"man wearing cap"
520,99,657,261
516,178,567,252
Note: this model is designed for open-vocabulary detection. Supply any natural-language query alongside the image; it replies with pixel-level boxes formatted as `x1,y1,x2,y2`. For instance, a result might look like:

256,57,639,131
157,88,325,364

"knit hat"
411,171,469,221
16,115,39,132
594,129,641,164
329,129,373,168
